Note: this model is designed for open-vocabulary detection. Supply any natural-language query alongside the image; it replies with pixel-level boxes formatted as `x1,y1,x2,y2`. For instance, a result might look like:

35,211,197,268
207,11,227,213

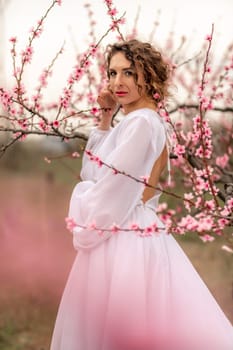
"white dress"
50,108,233,350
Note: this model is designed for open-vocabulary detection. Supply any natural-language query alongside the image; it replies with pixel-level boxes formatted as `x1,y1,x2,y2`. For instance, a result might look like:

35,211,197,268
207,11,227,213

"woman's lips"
115,91,128,96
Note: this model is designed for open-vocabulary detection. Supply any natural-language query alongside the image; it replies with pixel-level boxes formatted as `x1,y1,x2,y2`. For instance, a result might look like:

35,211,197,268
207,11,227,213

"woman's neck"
122,98,157,114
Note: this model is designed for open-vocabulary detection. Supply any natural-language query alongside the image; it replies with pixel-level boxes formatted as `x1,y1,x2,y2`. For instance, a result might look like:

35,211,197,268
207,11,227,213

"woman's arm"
69,114,166,249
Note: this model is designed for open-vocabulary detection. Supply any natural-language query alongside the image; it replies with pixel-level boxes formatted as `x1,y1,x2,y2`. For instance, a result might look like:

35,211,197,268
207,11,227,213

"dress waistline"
137,189,161,210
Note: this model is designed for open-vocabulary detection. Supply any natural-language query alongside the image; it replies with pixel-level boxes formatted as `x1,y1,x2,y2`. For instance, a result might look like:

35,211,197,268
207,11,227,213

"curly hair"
106,39,171,104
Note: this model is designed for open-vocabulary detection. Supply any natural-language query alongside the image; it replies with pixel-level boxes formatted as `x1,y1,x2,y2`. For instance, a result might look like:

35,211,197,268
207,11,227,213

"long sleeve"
68,112,166,250
80,127,112,181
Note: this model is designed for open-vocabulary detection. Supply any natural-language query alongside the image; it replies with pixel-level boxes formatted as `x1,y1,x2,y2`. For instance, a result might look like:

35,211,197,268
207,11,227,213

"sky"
1,0,233,99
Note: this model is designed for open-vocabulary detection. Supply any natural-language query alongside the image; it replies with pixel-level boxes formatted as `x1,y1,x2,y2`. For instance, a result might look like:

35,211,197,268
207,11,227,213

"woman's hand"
97,87,118,130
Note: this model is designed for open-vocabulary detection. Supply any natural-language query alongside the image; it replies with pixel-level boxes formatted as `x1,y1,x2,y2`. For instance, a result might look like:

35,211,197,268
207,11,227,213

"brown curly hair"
106,39,170,104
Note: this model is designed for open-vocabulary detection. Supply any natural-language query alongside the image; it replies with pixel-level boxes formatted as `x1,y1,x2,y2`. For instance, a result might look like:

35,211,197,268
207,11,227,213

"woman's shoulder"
123,108,164,128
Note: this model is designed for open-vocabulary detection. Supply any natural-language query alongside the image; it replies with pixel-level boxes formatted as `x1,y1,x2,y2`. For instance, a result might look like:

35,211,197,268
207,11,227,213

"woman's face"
108,52,149,114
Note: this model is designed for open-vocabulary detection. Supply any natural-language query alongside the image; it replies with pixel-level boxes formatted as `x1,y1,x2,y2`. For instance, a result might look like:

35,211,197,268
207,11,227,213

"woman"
50,40,233,350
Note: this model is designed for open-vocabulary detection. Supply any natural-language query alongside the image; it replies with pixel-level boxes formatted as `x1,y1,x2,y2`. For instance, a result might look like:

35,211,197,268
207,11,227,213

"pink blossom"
21,46,34,63
175,121,183,128
191,131,200,143
86,150,104,168
130,223,140,231
197,87,203,98
9,37,17,43
30,26,43,38
140,175,149,184
178,215,198,231
67,76,74,84
84,60,91,68
200,234,215,242
205,34,212,41
205,199,215,210
111,224,120,233
44,157,51,164
213,228,223,236
226,198,233,211
217,218,229,229
158,108,169,120
60,88,72,109
212,185,219,196
95,156,103,167
0,88,13,110
32,93,42,102
19,134,27,142
13,66,21,77
184,192,194,201
9,108,16,116
110,19,123,31
157,203,168,212
207,101,213,110
221,207,230,216
153,92,160,100
143,226,153,236
108,8,117,16
90,45,98,57
88,222,97,230
195,146,204,158
174,144,185,156
216,154,229,168
195,177,208,194
39,121,47,131
72,67,84,82
184,192,194,212
194,114,201,122
91,107,99,115
18,118,28,130
160,209,175,222
151,222,159,233
72,152,80,158
212,85,217,91
204,148,212,159
203,123,212,137
197,217,214,232
11,47,16,57
85,149,92,157
39,69,51,87
65,217,77,231
52,120,60,128
87,92,95,103
13,84,26,96
32,94,43,111
200,96,213,110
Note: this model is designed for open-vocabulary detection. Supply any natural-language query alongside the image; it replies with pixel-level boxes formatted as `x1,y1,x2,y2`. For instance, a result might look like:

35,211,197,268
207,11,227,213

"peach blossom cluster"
65,217,161,237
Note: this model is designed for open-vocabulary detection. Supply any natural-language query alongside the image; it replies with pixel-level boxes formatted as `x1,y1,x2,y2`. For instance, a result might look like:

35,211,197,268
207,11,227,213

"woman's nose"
114,73,123,86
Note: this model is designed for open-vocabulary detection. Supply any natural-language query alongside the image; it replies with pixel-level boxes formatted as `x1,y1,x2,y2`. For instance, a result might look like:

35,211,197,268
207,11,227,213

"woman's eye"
125,70,133,76
109,71,116,77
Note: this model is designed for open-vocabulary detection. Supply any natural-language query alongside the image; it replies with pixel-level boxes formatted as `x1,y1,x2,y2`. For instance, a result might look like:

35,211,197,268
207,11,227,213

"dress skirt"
50,195,233,350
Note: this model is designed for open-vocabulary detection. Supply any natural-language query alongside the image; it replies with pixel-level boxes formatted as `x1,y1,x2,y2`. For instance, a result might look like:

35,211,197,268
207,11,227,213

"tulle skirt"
50,199,233,350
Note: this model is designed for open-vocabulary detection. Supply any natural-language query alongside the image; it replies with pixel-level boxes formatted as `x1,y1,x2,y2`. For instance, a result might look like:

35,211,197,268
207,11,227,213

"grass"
0,296,54,350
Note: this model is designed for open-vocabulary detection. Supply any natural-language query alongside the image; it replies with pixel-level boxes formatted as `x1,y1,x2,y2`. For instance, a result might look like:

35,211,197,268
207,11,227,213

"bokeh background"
0,0,233,349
